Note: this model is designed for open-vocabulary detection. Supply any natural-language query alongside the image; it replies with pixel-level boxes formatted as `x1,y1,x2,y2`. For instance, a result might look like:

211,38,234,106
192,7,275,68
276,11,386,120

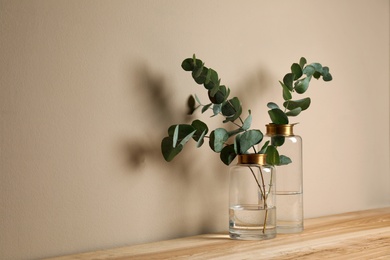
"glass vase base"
229,230,276,240
229,206,276,240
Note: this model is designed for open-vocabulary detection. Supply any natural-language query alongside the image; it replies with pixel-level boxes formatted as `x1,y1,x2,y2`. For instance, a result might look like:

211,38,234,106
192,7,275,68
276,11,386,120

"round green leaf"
168,124,195,138
212,85,229,104
285,107,302,117
220,144,237,165
283,97,311,111
265,145,280,166
192,67,208,84
267,102,280,109
294,76,311,94
238,129,263,154
291,63,302,80
191,120,208,142
299,57,307,69
181,58,194,71
201,103,212,113
209,128,229,153
283,73,294,91
281,82,292,101
278,155,292,166
161,137,184,162
303,65,315,77
222,97,242,122
242,110,252,130
268,108,289,124
259,141,270,154
271,136,285,146
204,69,219,90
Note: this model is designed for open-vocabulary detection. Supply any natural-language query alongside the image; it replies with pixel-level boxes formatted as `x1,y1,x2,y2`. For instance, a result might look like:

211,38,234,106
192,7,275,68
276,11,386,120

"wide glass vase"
229,154,276,240
265,124,303,233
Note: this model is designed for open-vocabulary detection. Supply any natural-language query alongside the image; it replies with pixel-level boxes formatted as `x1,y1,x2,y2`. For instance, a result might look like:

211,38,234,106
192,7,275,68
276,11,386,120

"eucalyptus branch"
264,57,333,166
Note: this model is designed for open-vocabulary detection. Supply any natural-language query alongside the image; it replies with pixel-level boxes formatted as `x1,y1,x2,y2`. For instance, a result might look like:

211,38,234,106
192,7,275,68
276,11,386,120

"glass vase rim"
265,123,298,136
237,154,267,165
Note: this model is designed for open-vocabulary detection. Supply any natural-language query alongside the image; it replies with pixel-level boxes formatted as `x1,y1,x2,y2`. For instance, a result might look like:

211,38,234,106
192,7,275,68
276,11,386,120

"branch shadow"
119,63,193,174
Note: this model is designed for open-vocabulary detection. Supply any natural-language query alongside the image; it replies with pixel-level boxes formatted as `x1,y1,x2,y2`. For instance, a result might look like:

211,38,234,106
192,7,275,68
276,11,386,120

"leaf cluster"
267,57,333,124
161,55,264,165
264,57,332,165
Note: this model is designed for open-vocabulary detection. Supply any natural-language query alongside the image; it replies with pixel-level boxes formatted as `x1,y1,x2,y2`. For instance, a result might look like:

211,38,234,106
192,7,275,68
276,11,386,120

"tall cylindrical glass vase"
265,124,303,233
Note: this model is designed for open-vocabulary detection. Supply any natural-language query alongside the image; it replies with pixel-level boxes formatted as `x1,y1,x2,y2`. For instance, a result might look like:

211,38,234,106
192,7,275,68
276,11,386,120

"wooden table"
48,207,390,259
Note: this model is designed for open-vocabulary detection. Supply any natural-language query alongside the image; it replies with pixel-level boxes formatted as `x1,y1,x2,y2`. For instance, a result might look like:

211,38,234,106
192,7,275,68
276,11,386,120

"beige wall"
1,0,389,259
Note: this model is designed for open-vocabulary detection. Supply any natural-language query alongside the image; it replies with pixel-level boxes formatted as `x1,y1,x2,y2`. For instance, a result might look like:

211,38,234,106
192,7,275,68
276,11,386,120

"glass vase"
264,123,303,233
229,154,276,240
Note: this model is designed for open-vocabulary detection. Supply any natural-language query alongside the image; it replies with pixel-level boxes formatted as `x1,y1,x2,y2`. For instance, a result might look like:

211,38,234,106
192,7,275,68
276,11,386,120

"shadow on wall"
120,61,276,171
120,63,192,171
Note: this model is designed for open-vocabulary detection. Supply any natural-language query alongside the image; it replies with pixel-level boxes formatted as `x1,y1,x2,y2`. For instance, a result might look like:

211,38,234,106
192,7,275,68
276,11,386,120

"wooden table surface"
48,207,390,259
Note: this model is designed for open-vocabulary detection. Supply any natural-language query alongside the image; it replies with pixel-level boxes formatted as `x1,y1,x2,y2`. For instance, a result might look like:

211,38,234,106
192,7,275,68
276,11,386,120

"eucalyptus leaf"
271,136,285,146
267,102,280,109
205,68,212,85
220,144,237,165
310,63,323,72
201,103,212,113
194,94,202,105
168,124,195,138
173,125,179,148
179,130,196,146
161,137,184,162
222,97,242,123
281,82,292,101
299,57,307,69
227,128,245,137
302,65,315,77
283,73,294,91
238,130,263,154
209,128,229,153
323,73,333,81
209,85,229,104
322,67,333,81
259,140,270,154
268,108,289,124
291,63,302,80
212,103,222,116
283,97,311,111
193,63,204,78
278,155,292,166
265,145,280,166
192,67,208,84
191,120,208,142
285,107,302,117
242,110,252,130
196,129,207,148
204,69,219,90
294,76,311,94
221,98,237,117
181,58,195,71
313,71,321,79
209,79,221,97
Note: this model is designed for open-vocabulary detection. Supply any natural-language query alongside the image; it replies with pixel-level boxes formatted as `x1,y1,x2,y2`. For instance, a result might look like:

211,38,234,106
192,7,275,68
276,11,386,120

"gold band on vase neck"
265,123,296,136
237,154,267,165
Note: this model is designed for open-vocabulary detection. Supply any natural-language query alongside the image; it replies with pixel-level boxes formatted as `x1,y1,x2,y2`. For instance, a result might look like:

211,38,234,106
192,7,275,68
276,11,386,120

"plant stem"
248,166,264,200
248,165,269,234
258,166,269,233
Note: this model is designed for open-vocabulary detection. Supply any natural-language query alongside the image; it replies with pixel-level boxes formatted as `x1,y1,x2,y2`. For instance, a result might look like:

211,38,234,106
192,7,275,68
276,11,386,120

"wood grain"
47,207,390,259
